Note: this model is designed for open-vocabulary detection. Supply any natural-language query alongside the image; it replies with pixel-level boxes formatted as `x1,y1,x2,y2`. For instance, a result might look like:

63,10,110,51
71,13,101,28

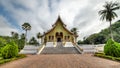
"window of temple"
56,32,59,36
44,37,47,43
68,36,70,41
68,36,70,39
65,36,66,40
52,36,54,40
49,36,51,41
60,32,63,37
60,32,63,35
60,32,62,37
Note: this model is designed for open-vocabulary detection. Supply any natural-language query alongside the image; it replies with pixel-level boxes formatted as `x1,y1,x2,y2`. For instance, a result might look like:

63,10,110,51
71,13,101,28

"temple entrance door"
56,32,63,42
57,38,61,42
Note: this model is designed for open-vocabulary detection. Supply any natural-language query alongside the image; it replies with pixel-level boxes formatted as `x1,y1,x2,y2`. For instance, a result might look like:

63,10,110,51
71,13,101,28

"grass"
94,52,120,61
0,54,26,64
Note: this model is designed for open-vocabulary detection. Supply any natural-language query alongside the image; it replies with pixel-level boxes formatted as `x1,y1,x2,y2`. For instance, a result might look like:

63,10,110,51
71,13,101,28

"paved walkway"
0,54,120,68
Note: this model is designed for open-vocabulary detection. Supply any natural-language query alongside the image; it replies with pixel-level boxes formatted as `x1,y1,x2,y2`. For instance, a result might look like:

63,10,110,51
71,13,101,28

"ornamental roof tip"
53,15,66,27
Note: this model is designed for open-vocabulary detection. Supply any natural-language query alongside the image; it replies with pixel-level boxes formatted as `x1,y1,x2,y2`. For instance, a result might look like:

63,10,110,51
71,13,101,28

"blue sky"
0,0,120,40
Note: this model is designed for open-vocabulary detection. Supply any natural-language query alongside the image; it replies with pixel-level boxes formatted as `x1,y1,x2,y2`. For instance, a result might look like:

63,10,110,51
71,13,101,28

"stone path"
0,54,120,68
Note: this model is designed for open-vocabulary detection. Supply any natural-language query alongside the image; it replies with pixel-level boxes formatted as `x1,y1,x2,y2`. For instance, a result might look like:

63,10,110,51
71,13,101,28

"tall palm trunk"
109,21,113,40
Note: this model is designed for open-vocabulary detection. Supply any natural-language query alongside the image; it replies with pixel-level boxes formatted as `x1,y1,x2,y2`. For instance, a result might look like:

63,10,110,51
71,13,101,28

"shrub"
0,59,11,64
18,39,25,50
0,54,26,64
95,52,105,55
1,41,18,59
0,38,7,53
94,52,120,61
16,54,26,58
115,58,120,61
104,39,120,57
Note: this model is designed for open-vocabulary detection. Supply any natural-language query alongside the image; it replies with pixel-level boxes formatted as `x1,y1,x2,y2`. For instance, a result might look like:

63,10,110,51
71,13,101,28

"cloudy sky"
0,0,120,40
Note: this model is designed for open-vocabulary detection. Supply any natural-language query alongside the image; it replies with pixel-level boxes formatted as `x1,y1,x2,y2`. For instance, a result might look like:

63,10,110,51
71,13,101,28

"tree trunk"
40,38,42,44
75,37,77,45
37,38,41,45
109,21,113,40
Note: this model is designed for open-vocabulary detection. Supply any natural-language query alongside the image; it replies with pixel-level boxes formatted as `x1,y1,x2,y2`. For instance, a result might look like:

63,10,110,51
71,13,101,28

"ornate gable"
52,16,66,27
44,16,74,35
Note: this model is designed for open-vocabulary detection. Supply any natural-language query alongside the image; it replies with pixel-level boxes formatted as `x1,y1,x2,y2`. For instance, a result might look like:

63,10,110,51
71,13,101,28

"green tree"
22,23,31,45
83,20,120,44
71,28,78,43
10,32,19,49
98,1,120,39
20,33,25,39
87,34,98,44
77,40,84,45
0,37,6,53
36,32,42,44
11,32,19,39
82,33,106,44
17,33,25,50
29,37,38,45
11,31,14,37
104,39,120,57
94,34,106,44
1,41,18,59
18,39,25,50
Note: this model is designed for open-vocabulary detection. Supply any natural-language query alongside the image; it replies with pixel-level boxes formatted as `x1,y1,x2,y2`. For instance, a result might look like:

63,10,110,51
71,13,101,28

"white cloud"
0,16,18,36
0,0,120,40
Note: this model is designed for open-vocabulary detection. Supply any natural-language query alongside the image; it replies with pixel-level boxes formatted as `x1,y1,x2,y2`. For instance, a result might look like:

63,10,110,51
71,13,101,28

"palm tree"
11,32,19,39
11,31,14,37
22,23,31,45
14,32,19,39
71,28,78,44
20,33,25,40
37,32,42,44
29,37,38,45
98,1,120,39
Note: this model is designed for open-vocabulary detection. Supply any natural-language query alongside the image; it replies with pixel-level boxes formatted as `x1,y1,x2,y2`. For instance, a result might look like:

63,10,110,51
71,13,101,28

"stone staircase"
40,42,80,54
79,44,104,54
19,45,39,54
46,42,54,47
79,45,97,54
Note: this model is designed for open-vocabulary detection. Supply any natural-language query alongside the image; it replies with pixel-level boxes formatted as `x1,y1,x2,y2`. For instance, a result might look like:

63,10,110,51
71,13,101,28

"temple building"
20,16,81,54
41,16,77,46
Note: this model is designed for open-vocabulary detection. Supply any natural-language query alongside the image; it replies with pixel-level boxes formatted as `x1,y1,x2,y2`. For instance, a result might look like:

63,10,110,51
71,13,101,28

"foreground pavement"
0,54,120,68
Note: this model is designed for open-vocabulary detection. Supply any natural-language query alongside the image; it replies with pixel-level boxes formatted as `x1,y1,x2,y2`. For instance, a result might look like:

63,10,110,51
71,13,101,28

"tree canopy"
98,1,120,39
78,20,120,44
